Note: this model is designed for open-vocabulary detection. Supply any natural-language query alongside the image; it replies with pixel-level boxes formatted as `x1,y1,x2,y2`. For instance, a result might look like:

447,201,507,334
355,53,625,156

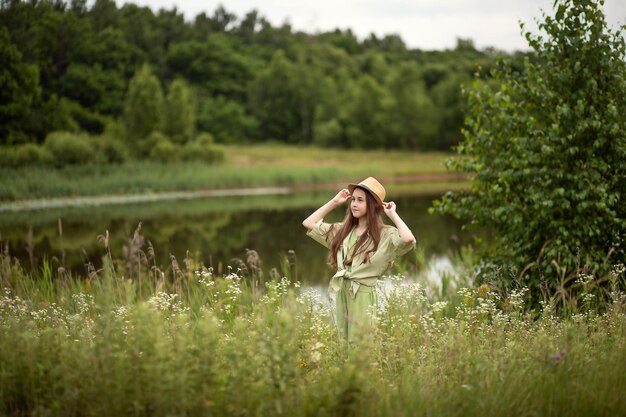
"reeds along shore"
0,240,625,417
0,145,457,202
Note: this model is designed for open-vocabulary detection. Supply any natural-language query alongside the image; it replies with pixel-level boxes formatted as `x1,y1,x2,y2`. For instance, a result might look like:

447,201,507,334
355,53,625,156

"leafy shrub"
96,135,128,164
43,131,95,166
313,119,343,147
135,131,167,159
0,144,53,167
65,99,108,134
197,96,257,143
123,65,164,140
180,140,224,163
194,132,215,146
433,0,626,303
164,78,195,144
149,136,180,162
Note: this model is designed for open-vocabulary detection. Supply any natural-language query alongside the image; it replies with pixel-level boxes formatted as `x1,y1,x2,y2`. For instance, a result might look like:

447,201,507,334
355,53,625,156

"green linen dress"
306,219,415,343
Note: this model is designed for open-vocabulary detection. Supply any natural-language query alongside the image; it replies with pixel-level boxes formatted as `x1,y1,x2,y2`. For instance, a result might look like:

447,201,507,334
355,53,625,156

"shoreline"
0,173,468,212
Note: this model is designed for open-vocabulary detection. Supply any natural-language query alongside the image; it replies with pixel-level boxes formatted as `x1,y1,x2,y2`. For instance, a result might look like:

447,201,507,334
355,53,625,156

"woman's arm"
383,201,416,244
302,189,351,230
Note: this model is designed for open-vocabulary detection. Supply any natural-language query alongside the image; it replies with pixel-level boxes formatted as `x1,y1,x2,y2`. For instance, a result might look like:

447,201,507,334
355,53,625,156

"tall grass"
0,145,458,202
0,162,353,201
1,238,625,416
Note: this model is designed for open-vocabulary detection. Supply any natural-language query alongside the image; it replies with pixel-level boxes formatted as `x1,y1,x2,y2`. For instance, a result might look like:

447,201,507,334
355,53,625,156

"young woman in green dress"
302,177,416,343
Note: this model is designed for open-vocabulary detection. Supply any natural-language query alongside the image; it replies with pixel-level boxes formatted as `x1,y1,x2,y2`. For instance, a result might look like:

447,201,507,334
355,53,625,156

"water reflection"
0,191,478,284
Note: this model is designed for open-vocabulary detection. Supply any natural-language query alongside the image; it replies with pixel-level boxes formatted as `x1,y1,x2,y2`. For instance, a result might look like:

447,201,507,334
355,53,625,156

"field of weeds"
1,240,625,416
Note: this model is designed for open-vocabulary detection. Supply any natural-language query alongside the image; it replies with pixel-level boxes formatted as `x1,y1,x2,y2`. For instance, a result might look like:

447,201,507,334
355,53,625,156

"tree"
434,0,626,302
430,72,471,150
233,10,261,42
248,50,299,142
211,5,237,32
197,95,257,143
164,78,194,144
386,62,438,149
123,64,164,153
318,29,362,55
165,34,254,100
89,0,120,32
344,75,392,149
0,27,41,144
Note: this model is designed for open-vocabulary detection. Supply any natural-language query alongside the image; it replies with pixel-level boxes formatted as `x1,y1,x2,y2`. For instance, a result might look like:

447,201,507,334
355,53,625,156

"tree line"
1,0,530,165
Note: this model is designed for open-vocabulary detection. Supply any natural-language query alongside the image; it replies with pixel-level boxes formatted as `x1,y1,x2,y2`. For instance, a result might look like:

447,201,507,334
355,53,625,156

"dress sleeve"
306,219,339,249
384,226,416,257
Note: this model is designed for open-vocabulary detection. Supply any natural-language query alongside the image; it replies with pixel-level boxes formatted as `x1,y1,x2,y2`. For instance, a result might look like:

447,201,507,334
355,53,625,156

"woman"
302,177,416,343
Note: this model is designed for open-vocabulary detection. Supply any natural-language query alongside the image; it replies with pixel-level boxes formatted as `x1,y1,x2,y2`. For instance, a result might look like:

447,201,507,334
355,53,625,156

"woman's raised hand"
383,201,397,216
332,189,352,205
303,188,351,230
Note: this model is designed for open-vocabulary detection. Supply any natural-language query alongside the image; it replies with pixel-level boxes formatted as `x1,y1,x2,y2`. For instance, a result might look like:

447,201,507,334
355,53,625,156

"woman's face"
350,188,368,219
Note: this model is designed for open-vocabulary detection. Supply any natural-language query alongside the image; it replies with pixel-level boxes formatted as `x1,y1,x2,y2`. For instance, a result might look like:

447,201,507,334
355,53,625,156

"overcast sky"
124,0,624,51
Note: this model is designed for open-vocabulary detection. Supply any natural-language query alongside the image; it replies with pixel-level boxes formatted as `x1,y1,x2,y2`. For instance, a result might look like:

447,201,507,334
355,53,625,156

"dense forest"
1,0,530,164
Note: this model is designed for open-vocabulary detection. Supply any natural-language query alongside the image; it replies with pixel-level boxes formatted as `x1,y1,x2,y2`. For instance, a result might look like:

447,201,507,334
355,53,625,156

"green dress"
306,219,415,343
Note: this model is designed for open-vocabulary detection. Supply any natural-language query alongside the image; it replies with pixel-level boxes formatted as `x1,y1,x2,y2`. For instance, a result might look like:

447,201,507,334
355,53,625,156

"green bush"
313,119,343,147
96,135,128,164
149,136,180,162
433,0,626,303
43,131,95,166
194,132,215,146
196,96,257,143
135,131,167,159
0,144,52,167
65,99,108,134
179,134,224,163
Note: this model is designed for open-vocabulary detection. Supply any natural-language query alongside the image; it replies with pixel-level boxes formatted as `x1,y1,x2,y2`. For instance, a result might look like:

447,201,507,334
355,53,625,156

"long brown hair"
327,187,383,269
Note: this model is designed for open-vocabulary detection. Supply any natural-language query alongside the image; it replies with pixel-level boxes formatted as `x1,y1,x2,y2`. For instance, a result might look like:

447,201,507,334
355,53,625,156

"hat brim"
348,183,383,207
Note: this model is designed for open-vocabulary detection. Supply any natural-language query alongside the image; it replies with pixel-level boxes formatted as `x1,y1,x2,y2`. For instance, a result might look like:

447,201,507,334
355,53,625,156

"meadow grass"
1,235,625,417
0,145,459,202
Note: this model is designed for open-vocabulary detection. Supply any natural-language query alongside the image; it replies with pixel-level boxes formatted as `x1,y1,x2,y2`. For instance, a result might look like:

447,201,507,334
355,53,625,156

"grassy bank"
1,246,625,416
0,145,460,202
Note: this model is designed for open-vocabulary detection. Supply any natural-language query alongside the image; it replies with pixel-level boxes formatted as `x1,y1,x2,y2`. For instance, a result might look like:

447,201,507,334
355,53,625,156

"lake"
0,188,477,285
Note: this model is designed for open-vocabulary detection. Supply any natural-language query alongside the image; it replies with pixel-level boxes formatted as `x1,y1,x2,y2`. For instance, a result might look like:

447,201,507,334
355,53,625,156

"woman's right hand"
303,188,351,230
332,189,352,205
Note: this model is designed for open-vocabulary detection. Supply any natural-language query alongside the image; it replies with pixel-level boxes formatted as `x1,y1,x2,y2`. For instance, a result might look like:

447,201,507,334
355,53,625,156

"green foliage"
44,131,96,166
147,132,178,162
62,98,109,134
386,62,438,149
431,72,471,150
313,119,343,147
0,249,625,416
0,145,450,201
43,131,98,167
0,27,41,145
58,62,127,116
0,0,527,155
164,78,195,144
248,50,300,142
197,96,258,143
13,143,52,166
344,75,392,148
180,135,225,163
123,64,164,153
434,0,626,301
95,134,129,164
0,144,52,167
165,34,255,99
194,132,215,145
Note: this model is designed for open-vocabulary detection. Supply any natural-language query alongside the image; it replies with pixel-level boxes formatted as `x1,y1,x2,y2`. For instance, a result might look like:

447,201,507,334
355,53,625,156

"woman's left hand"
383,201,397,216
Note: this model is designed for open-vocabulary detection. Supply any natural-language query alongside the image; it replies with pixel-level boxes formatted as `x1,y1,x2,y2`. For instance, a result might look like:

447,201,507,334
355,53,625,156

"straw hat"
348,177,386,207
